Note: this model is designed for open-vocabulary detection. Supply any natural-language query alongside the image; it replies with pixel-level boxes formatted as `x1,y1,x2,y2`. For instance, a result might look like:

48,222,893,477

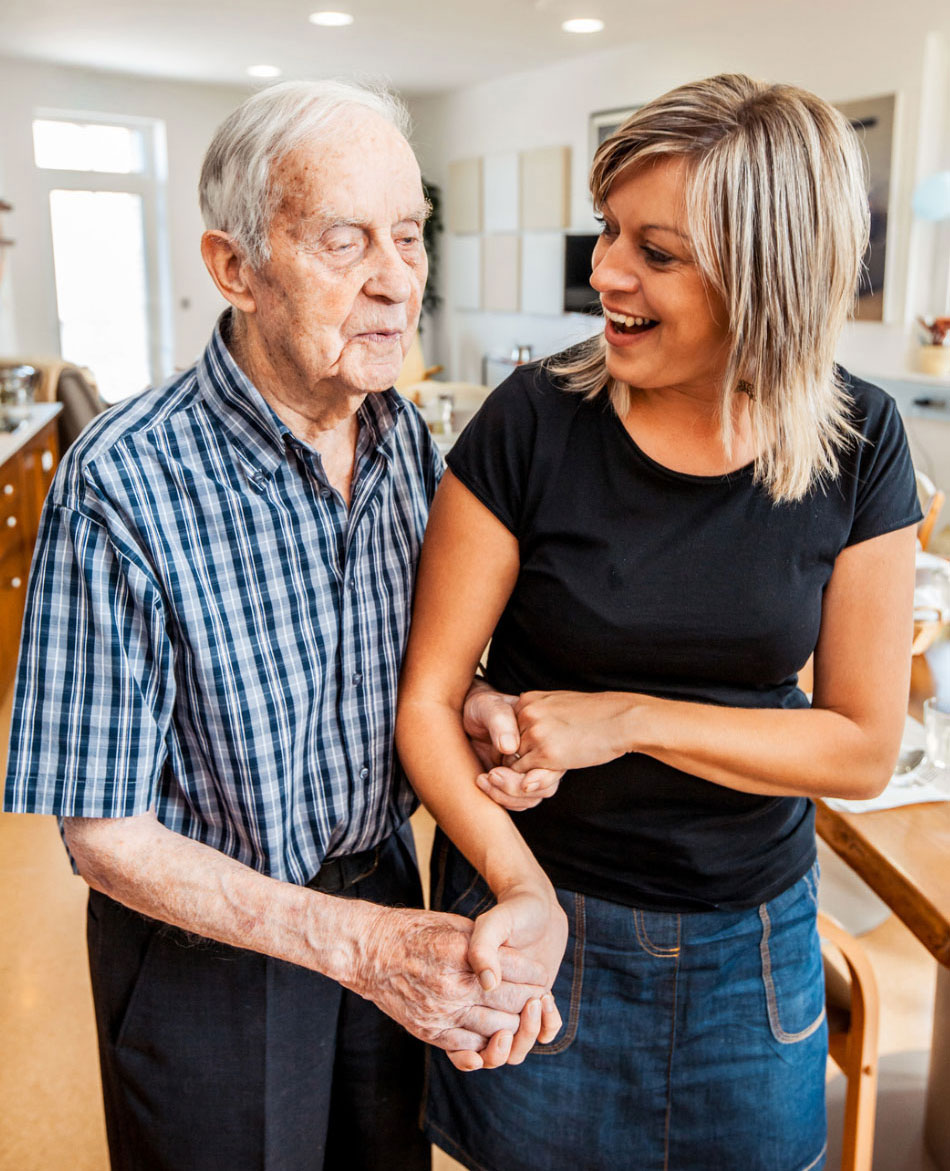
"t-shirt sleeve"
2,497,174,819
846,390,923,548
445,370,540,537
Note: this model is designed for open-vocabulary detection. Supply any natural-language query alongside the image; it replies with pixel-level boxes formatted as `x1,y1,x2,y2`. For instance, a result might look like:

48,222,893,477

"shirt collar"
196,311,406,479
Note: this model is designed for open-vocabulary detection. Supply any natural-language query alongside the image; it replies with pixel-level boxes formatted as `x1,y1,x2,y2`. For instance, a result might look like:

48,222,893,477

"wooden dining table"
815,640,950,1169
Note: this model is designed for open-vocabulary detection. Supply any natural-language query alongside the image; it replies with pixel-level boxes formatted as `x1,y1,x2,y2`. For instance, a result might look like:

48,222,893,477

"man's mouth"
603,308,659,335
355,328,403,341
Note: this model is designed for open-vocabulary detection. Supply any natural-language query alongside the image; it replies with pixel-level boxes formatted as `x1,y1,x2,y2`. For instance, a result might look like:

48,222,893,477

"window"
33,112,171,404
33,119,146,175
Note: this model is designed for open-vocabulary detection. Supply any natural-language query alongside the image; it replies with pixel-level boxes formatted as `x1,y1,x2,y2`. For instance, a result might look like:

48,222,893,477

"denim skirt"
425,837,827,1171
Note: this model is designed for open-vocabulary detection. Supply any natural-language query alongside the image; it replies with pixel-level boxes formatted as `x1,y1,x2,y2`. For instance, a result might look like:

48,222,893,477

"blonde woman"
397,75,920,1170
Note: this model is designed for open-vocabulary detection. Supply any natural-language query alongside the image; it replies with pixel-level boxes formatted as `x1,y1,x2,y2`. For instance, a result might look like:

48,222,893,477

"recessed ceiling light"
562,17,605,33
309,11,354,25
247,64,283,78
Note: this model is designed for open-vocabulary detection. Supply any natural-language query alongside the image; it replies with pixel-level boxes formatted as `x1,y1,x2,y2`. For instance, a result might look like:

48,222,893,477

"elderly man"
3,81,558,1171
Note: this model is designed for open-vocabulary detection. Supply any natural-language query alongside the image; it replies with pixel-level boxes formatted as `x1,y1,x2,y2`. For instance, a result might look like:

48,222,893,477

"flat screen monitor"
563,234,601,314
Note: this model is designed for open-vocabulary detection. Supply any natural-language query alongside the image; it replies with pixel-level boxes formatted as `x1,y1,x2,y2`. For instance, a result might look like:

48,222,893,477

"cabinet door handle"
10,577,21,589
5,516,15,528
2,483,12,496
41,450,54,472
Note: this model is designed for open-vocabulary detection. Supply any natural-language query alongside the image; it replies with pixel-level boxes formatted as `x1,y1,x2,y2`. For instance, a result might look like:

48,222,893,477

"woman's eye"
643,246,673,265
594,215,618,238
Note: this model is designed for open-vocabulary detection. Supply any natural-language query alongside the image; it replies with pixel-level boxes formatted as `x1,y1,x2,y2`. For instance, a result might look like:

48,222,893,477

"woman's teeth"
604,309,658,333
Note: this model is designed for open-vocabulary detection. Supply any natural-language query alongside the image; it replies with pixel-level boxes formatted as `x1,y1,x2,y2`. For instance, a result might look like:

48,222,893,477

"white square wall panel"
520,233,565,315
447,158,482,234
520,146,571,230
482,235,521,313
483,152,519,232
450,235,481,310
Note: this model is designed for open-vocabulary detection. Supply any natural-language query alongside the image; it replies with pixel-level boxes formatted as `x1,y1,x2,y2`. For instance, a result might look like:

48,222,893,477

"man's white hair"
199,79,411,268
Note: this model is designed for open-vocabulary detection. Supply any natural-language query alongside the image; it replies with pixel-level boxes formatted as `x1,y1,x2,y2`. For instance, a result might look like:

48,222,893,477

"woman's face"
589,156,732,397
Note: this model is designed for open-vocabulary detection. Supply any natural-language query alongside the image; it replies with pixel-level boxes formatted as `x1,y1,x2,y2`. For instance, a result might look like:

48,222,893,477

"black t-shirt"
446,362,922,912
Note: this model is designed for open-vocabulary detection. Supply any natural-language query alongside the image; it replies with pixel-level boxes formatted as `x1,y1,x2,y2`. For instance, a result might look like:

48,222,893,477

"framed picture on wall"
834,93,895,322
588,106,639,166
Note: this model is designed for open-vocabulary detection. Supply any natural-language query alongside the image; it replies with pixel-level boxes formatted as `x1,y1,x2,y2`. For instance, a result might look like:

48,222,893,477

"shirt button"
351,672,363,685
319,487,332,498
348,579,357,591
359,767,370,781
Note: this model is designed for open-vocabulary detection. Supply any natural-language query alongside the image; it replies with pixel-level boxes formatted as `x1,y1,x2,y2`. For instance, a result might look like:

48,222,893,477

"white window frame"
33,108,174,393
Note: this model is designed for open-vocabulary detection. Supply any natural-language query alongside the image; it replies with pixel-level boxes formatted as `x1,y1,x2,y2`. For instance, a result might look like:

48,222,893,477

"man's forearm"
64,810,550,1065
64,811,373,984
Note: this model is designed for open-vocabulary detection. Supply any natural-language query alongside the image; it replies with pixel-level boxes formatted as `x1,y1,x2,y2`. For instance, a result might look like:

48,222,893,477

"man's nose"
364,238,413,303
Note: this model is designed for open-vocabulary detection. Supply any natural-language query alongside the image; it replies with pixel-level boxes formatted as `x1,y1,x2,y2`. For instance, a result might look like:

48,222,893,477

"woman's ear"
200,230,257,314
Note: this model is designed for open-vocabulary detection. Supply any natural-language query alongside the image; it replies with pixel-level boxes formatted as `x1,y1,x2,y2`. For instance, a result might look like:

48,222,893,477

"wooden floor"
0,678,939,1170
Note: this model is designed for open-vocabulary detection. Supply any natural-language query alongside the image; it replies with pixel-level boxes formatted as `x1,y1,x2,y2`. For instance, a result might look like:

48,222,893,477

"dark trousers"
86,826,430,1171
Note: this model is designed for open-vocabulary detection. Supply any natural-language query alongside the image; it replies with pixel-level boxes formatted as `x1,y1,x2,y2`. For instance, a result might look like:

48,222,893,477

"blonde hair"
550,74,869,502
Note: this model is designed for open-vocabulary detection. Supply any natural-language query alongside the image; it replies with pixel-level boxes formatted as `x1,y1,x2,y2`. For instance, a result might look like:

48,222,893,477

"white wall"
408,18,950,384
0,155,16,357
0,57,251,374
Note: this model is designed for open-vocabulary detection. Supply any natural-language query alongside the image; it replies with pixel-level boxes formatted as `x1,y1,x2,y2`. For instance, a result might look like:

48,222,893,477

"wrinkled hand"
510,689,635,773
467,884,568,1064
463,678,565,809
355,904,551,1071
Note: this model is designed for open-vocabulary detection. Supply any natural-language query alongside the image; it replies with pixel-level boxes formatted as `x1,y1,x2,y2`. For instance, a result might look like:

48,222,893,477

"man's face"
246,110,428,399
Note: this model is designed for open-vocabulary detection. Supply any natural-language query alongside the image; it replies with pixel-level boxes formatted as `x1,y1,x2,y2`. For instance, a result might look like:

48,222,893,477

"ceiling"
1,0,789,96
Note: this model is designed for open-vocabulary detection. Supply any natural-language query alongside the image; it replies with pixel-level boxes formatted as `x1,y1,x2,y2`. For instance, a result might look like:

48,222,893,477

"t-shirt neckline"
607,406,756,486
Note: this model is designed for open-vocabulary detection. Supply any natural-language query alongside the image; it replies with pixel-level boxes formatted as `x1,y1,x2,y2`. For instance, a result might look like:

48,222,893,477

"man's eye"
322,229,364,256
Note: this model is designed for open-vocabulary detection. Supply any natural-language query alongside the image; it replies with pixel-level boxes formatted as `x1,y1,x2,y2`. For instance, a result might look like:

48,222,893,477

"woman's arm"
396,472,568,1054
499,524,917,801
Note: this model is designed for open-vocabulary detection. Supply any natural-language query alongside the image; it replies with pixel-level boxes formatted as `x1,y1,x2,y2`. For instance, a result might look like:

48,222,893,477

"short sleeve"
445,369,541,537
3,498,175,818
846,389,923,548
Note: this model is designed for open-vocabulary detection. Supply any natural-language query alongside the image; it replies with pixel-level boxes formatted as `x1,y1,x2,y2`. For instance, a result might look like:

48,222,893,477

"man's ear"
201,230,258,314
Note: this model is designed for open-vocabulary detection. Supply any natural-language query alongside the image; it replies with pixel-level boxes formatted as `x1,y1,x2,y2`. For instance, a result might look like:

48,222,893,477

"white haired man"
3,82,560,1170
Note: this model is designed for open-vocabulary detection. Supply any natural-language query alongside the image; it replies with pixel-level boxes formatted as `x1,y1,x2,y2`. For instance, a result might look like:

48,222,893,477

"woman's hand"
511,689,638,773
472,689,638,808
475,763,563,810
464,882,569,1065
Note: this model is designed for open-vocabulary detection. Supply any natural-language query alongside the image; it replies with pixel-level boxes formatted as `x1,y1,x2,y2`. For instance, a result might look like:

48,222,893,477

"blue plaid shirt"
3,315,442,883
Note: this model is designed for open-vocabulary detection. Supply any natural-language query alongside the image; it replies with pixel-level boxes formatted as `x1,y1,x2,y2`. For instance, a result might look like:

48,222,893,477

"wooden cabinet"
0,417,59,696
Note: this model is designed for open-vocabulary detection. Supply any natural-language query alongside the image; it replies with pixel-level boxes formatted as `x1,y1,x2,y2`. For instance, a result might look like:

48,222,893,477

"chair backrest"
18,358,105,451
56,366,105,449
819,911,880,1171
916,470,946,551
395,334,426,392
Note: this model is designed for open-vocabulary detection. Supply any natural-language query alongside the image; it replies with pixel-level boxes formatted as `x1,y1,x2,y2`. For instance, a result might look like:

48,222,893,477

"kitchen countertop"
0,403,62,468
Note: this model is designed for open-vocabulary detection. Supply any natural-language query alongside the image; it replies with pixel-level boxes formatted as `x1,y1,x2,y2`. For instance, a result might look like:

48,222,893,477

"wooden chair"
395,335,492,432
916,470,946,552
819,911,880,1171
394,333,443,393
0,356,104,450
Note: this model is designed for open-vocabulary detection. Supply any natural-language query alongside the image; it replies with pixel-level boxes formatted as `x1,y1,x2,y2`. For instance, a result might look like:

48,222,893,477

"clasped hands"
466,680,637,811
367,683,622,1072
359,887,566,1073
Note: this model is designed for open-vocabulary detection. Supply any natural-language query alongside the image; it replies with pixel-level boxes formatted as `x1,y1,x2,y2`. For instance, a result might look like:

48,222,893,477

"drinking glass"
924,697,950,771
